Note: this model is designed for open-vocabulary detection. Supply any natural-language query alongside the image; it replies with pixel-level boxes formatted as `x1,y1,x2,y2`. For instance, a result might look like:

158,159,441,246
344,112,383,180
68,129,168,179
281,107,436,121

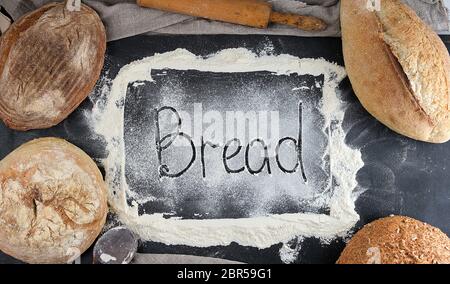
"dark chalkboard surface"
125,70,331,219
0,35,449,264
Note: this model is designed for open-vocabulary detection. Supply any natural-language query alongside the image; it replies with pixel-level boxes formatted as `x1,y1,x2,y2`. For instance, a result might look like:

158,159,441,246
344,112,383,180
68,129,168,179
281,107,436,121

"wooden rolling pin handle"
269,11,327,31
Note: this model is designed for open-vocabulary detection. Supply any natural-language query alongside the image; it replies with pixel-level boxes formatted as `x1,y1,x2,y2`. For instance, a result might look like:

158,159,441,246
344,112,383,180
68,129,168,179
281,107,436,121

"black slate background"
0,35,449,264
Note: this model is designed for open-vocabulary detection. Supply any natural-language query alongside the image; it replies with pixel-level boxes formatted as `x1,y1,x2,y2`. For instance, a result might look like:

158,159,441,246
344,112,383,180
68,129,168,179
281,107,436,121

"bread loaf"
341,0,450,143
337,216,450,264
0,138,108,264
0,2,106,130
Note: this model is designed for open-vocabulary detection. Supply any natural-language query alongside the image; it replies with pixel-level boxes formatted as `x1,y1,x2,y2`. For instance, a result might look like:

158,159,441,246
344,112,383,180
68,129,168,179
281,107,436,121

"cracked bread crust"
0,138,108,264
341,0,450,143
337,216,450,264
0,2,106,131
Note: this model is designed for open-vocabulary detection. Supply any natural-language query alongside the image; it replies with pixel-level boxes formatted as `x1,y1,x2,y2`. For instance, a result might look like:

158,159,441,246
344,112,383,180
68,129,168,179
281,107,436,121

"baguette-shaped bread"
341,0,450,143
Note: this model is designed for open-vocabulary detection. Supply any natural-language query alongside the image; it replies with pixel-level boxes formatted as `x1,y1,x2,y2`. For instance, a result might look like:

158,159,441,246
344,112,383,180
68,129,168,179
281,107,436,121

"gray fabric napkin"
1,0,448,41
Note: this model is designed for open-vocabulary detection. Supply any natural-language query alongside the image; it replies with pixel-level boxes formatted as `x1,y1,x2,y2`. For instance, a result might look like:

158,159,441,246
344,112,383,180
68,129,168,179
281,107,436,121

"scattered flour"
100,253,117,263
279,237,304,264
89,48,363,251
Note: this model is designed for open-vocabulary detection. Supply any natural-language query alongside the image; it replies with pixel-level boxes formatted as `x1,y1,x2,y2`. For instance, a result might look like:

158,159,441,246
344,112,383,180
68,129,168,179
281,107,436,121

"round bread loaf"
0,2,106,130
341,0,450,143
337,216,450,264
0,138,108,263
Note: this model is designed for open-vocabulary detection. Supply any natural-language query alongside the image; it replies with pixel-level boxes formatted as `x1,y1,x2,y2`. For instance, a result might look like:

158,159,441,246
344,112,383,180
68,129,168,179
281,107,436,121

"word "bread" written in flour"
154,103,307,181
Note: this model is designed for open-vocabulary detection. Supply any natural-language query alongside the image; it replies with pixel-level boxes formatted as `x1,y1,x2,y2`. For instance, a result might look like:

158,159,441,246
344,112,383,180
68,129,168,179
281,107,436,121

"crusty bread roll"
341,0,450,143
337,216,450,264
0,138,108,264
0,2,106,131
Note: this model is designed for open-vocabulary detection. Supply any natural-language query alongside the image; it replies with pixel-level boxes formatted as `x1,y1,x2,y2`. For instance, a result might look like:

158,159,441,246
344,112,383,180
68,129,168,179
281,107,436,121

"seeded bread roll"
337,216,450,264
0,2,106,130
0,138,108,264
341,0,450,143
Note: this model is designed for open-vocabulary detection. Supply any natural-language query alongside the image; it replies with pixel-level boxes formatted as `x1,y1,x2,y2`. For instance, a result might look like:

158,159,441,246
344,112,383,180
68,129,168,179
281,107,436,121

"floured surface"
125,70,330,218
89,47,364,251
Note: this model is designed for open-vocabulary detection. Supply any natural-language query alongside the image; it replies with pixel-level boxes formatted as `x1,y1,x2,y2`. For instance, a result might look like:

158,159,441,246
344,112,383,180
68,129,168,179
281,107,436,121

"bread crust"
0,138,108,264
0,2,106,131
341,0,450,143
337,216,450,264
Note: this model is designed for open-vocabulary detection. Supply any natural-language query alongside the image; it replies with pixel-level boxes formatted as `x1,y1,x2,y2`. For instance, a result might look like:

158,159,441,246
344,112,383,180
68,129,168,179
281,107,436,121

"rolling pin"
137,0,327,31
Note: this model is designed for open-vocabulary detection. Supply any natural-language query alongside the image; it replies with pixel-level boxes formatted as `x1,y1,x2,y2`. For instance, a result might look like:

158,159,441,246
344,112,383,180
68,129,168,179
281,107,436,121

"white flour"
89,48,363,257
100,253,117,263
279,237,304,264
